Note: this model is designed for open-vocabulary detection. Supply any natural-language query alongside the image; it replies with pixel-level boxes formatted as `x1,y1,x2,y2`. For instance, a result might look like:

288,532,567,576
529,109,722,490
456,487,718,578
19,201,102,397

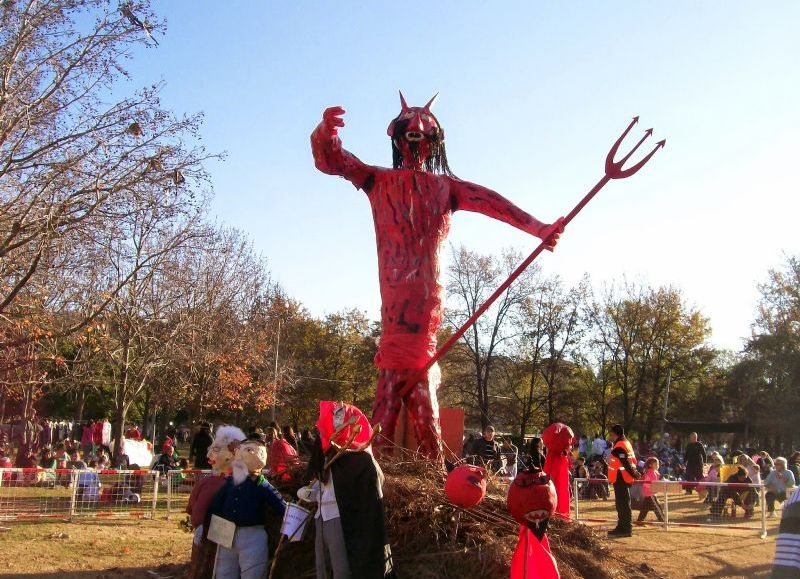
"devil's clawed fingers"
323,106,346,125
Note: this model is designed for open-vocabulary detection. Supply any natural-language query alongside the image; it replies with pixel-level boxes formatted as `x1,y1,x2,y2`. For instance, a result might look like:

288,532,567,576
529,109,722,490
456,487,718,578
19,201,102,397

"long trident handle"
397,116,665,399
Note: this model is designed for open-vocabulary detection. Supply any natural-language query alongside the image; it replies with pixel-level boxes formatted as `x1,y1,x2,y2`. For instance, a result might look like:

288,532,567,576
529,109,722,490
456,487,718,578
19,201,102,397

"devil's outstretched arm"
449,178,554,239
311,106,374,191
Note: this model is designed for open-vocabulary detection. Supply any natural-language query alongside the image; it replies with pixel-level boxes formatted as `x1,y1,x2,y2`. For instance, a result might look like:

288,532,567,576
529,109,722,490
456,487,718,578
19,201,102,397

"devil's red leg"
372,366,442,459
403,364,442,459
372,369,403,454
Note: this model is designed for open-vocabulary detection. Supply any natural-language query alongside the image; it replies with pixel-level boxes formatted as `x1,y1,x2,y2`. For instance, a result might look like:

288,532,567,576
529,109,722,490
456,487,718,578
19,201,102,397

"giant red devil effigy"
311,93,563,457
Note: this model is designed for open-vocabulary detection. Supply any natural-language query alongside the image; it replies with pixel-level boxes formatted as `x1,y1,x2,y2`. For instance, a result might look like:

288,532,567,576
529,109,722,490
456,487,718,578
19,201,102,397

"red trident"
397,116,665,399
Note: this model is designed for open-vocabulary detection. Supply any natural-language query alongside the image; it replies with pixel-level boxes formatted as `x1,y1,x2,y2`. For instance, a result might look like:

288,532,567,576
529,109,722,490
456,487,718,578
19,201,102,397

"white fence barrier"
572,477,769,537
0,468,160,521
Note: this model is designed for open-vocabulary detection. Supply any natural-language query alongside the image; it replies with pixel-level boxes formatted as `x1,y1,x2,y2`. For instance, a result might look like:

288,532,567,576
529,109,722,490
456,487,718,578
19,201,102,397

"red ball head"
541,422,575,455
507,470,557,539
445,464,487,508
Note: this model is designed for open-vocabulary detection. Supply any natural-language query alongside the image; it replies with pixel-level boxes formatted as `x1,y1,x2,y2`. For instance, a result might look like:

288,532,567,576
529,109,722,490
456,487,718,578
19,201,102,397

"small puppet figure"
302,401,396,579
311,95,563,458
445,463,487,508
541,422,575,519
210,433,287,579
185,425,245,579
507,468,560,579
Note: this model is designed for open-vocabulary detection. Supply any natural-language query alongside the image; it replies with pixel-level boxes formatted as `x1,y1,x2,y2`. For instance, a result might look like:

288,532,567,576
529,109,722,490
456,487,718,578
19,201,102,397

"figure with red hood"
507,467,560,579
301,401,395,579
541,422,575,519
311,95,563,458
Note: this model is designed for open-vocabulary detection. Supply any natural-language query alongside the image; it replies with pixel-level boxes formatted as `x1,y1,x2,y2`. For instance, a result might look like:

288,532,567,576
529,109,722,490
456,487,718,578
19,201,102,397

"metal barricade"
163,469,216,518
573,477,768,537
0,468,160,521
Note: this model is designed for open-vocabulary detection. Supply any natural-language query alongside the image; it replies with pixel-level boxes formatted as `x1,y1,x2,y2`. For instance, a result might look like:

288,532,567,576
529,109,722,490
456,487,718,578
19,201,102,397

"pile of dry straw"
268,455,662,579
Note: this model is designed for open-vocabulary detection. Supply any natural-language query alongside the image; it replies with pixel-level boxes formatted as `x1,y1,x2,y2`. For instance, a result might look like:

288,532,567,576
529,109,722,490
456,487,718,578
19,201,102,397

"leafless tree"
443,245,540,430
0,0,212,352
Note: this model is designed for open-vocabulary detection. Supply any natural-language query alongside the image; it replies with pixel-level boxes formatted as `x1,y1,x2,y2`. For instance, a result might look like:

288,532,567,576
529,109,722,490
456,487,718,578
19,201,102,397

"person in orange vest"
607,424,641,537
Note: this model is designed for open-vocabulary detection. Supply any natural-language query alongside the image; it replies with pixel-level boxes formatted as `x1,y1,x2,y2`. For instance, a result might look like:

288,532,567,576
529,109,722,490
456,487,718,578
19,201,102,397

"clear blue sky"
126,1,799,352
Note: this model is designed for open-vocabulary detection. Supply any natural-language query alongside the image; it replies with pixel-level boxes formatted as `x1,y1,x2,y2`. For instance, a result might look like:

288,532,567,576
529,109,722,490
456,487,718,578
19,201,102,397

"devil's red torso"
367,168,454,367
311,122,541,374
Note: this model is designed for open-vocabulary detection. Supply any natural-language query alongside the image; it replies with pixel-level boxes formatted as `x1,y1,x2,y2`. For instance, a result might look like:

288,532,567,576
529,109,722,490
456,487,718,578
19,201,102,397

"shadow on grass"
693,558,772,578
0,563,186,579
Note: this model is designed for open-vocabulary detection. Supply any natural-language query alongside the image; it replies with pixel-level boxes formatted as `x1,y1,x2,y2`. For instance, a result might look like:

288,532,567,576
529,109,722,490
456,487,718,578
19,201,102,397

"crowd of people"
458,424,799,537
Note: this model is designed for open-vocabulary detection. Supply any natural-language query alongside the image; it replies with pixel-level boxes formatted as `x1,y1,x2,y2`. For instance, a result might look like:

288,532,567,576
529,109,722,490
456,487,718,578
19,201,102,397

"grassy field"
0,516,781,579
0,518,190,578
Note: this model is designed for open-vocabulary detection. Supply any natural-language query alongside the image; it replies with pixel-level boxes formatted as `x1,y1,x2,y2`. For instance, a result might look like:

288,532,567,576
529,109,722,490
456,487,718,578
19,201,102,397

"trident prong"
605,116,665,179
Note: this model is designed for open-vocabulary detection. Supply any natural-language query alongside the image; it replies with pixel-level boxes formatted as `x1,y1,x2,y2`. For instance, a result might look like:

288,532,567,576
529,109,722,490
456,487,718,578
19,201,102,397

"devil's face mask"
507,469,557,540
387,91,452,175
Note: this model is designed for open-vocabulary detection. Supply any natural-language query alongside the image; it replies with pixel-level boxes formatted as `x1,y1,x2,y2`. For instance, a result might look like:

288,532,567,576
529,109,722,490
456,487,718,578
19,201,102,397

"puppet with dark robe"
311,95,563,458
302,401,396,578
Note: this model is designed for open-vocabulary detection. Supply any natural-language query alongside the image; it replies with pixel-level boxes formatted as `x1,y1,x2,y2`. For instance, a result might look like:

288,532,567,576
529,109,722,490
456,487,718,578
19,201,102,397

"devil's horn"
424,92,439,111
399,90,409,111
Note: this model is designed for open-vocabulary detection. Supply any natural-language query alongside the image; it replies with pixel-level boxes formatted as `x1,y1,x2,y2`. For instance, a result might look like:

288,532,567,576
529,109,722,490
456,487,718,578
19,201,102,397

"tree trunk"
75,385,87,424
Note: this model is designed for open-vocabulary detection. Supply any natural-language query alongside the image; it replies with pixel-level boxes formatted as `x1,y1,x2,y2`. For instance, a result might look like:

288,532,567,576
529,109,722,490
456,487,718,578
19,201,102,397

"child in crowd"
702,452,723,503
77,460,101,503
572,456,589,498
588,461,609,500
637,457,665,523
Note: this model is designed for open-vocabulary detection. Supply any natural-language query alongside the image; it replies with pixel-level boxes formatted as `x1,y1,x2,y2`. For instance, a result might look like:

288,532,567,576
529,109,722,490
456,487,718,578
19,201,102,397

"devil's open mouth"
405,131,424,141
523,509,550,523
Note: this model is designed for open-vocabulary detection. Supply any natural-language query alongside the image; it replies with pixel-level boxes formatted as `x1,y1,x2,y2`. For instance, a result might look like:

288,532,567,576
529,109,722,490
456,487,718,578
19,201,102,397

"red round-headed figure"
507,469,557,540
445,464,487,508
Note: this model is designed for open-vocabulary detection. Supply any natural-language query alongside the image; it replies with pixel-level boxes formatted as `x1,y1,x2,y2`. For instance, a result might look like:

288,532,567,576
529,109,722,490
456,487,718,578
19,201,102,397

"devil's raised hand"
320,106,346,139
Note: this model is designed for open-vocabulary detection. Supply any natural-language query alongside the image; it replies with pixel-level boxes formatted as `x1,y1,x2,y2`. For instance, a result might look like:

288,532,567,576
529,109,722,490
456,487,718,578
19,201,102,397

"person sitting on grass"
54,442,69,469
765,457,796,518
572,456,589,497
67,450,87,470
77,459,101,503
712,466,755,518
38,447,56,469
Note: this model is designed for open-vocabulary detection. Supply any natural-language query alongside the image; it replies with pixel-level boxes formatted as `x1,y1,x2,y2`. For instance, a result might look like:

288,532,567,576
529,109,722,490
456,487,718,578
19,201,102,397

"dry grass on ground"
0,458,781,579
0,519,189,578
0,515,779,578
584,523,777,579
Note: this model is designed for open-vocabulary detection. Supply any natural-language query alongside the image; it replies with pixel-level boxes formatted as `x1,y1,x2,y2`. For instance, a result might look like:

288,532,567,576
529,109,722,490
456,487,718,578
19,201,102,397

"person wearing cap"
209,433,287,579
470,425,502,472
607,424,640,537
